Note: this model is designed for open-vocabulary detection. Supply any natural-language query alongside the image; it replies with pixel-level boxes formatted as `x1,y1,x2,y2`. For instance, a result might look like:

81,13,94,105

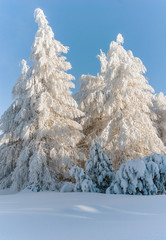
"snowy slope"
0,191,166,240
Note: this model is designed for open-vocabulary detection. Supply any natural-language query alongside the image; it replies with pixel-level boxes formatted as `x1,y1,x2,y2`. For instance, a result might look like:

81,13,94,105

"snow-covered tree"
107,153,166,195
107,157,157,195
75,34,166,169
152,93,166,145
70,140,114,193
107,158,148,195
86,140,114,193
97,34,166,168
12,59,29,99
0,8,84,191
74,49,107,105
102,35,166,168
70,165,95,192
144,153,166,194
0,60,28,189
74,50,107,156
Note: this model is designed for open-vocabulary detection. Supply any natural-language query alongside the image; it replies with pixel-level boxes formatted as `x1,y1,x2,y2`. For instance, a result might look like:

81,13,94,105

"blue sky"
0,0,166,117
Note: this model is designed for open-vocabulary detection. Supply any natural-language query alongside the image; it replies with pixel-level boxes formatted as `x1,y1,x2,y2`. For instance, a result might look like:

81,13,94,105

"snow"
0,191,166,240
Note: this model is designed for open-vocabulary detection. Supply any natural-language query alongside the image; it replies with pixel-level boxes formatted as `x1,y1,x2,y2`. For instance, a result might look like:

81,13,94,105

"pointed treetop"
34,8,48,27
116,33,124,45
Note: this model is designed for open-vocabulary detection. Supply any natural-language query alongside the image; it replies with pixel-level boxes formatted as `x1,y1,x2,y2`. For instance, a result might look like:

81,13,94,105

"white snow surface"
0,191,166,240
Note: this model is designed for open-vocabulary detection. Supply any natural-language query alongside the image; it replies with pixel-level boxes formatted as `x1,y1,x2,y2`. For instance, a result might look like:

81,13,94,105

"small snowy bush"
70,165,95,192
70,140,114,193
86,140,114,193
144,153,166,194
60,182,75,192
107,158,147,195
107,153,166,195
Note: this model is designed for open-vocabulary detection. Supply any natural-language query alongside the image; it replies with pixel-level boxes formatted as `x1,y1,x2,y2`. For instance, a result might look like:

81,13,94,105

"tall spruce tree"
75,34,166,169
99,34,166,168
0,8,84,191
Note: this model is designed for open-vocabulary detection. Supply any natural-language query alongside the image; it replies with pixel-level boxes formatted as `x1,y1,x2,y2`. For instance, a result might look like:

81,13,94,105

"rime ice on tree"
74,50,107,156
152,93,166,146
107,153,166,195
70,140,114,193
0,60,29,189
70,165,95,192
86,140,114,193
99,34,166,168
76,33,166,168
0,8,84,191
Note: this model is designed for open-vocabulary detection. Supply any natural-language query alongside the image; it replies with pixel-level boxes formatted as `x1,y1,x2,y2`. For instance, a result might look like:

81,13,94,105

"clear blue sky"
0,0,166,117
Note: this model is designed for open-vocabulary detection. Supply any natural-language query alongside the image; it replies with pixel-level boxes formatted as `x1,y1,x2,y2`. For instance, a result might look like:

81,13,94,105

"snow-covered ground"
0,191,166,240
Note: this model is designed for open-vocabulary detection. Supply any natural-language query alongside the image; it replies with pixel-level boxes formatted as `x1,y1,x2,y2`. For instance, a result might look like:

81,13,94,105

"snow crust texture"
0,191,166,240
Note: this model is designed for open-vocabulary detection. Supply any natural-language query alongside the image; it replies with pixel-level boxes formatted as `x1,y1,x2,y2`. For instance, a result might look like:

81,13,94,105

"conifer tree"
86,140,114,193
99,34,166,168
152,93,166,145
107,153,166,195
74,50,107,156
0,8,84,191
70,140,114,193
0,60,28,189
70,165,95,192
75,34,166,168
